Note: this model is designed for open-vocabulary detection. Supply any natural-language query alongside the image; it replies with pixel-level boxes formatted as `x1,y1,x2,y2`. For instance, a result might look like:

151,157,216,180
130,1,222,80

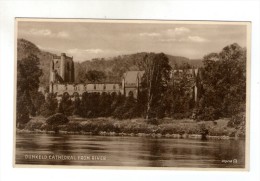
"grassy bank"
18,116,245,139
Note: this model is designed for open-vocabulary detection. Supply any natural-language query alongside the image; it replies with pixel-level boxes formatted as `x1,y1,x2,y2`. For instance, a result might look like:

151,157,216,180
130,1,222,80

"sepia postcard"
14,18,250,170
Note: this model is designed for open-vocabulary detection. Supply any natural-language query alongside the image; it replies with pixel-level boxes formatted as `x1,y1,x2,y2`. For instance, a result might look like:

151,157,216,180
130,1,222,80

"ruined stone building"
49,53,144,99
122,71,145,98
50,53,74,83
49,53,199,101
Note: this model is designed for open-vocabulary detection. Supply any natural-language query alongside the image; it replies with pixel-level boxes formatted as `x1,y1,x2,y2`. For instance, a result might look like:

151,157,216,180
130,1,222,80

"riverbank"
17,129,233,140
18,116,245,139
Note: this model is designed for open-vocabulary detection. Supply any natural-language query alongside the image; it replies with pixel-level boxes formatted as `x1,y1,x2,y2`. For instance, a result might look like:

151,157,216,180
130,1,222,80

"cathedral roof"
123,71,145,85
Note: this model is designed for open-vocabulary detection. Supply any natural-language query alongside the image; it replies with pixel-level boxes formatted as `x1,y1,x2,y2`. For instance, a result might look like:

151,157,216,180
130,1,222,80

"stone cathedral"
49,53,144,100
49,53,198,102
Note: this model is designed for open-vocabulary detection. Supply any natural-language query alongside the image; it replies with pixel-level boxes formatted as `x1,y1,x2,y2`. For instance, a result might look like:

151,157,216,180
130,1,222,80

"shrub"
46,113,69,125
147,118,159,125
195,106,220,121
227,112,245,128
172,112,192,119
67,121,83,132
46,113,69,133
199,123,209,140
24,119,44,131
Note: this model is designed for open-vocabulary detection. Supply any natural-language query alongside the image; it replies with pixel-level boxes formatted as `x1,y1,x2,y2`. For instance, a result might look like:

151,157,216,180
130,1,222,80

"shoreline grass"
18,116,245,139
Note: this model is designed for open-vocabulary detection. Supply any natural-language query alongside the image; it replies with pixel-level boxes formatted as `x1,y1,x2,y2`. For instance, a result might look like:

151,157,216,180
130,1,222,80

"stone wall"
52,83,122,98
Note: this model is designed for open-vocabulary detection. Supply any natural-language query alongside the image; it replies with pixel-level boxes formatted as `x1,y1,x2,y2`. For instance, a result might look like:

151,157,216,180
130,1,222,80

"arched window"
113,84,116,90
94,84,96,90
128,91,134,97
103,84,106,90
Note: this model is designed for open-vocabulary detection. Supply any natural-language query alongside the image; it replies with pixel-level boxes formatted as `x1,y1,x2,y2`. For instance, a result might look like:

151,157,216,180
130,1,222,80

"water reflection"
16,134,245,168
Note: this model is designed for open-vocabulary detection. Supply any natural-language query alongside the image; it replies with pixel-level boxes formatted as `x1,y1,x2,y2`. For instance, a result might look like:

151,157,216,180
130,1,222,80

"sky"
17,20,248,62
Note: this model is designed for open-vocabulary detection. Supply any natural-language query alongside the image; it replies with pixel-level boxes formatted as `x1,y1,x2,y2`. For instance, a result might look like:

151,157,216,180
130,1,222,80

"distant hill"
17,39,203,86
18,38,41,59
166,55,203,67
76,53,203,83
18,39,55,87
189,59,204,67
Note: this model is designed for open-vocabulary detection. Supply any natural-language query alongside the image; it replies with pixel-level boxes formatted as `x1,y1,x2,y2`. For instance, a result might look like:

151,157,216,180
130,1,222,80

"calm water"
16,134,245,168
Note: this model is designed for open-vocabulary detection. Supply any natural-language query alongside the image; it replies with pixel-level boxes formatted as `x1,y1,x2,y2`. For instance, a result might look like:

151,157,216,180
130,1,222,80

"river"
16,134,245,168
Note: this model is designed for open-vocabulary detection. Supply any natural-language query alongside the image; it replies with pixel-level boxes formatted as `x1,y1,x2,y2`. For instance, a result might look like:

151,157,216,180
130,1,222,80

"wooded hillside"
17,38,203,86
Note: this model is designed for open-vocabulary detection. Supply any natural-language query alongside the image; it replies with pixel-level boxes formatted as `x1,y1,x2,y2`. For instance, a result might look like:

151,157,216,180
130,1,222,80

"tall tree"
139,53,172,119
170,69,193,115
99,92,112,117
122,91,137,119
58,92,73,116
80,92,90,117
17,54,42,126
198,43,246,120
72,93,81,116
30,91,46,116
39,93,58,117
111,92,126,118
80,92,101,117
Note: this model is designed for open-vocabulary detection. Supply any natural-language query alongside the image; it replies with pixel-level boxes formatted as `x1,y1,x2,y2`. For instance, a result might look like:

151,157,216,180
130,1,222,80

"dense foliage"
17,54,42,126
138,53,172,119
195,43,246,121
